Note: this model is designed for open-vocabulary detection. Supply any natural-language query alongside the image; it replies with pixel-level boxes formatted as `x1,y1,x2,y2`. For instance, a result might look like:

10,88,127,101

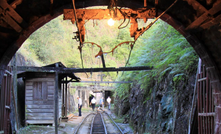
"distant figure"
107,96,111,110
99,97,104,110
90,97,96,111
77,96,82,116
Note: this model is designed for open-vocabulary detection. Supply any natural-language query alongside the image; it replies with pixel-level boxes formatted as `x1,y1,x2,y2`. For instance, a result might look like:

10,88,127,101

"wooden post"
54,63,59,134
65,76,67,116
12,55,19,132
62,80,65,117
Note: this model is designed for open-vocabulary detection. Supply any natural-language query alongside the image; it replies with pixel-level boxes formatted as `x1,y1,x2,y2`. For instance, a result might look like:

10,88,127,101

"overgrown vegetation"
18,13,198,93
18,15,144,81
114,20,198,99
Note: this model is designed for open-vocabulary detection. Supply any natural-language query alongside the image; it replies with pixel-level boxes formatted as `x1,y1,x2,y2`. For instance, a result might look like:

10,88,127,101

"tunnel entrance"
1,0,221,134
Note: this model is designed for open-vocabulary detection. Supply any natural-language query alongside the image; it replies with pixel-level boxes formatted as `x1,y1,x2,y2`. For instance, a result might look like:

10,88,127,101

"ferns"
114,19,198,99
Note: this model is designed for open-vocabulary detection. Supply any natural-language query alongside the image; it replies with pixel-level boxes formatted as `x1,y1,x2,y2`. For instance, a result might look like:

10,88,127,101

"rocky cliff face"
114,73,196,133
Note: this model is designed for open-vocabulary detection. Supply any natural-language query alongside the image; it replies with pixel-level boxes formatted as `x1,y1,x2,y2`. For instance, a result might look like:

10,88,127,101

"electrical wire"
72,0,88,78
117,8,130,29
79,48,89,78
121,0,178,76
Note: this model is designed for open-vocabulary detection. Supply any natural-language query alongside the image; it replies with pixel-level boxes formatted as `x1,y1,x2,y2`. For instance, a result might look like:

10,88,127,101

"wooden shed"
18,62,80,125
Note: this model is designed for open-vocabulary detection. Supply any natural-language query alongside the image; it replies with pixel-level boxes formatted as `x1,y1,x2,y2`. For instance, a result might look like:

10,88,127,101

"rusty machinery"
64,0,177,69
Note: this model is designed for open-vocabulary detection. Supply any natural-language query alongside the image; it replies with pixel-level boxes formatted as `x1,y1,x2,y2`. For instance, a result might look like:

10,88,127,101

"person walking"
107,96,111,110
90,97,96,111
99,97,104,110
77,96,82,116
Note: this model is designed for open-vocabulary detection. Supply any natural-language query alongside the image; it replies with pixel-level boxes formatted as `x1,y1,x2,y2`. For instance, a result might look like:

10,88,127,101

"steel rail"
73,113,95,134
103,111,124,134
100,113,108,134
90,112,107,134
89,114,96,134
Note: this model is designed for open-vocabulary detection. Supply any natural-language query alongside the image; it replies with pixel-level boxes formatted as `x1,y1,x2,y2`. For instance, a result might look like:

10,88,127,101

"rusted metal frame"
186,1,221,30
72,0,83,45
63,9,156,21
133,0,177,41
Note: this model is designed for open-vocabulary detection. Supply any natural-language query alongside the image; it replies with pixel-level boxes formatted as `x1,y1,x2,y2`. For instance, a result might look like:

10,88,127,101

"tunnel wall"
0,4,220,133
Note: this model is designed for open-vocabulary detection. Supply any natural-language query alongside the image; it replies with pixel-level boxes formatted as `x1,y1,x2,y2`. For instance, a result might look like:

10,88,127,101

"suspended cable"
117,8,130,29
72,0,88,77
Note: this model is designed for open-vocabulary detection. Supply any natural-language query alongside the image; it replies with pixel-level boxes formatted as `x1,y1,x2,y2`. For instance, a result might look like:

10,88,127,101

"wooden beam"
201,14,221,29
12,55,19,132
186,1,221,30
71,86,113,91
63,81,132,84
65,77,67,117
0,8,22,32
0,0,27,32
17,66,153,73
54,63,59,134
63,8,156,21
184,0,208,13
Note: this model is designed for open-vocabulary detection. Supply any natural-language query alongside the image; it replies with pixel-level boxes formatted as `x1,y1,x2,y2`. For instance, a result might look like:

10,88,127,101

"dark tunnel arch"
0,0,221,132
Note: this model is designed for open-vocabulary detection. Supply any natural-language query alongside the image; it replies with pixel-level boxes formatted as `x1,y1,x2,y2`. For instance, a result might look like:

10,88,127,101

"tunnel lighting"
108,18,115,26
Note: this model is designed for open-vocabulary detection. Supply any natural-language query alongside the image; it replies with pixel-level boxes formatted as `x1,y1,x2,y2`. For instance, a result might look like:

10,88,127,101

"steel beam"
62,81,132,83
17,66,153,74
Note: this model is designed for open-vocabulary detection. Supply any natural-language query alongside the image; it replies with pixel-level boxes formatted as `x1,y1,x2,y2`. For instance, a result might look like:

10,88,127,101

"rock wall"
114,73,196,133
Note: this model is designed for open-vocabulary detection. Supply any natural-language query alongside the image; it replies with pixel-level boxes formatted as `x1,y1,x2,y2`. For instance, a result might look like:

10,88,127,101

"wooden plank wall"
25,77,60,124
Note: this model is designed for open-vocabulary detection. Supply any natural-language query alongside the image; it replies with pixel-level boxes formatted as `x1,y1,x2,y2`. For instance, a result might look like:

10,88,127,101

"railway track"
74,110,124,134
73,113,95,134
90,112,107,134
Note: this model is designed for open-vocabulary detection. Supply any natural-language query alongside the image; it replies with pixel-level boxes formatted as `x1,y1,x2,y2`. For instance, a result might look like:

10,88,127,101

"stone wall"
114,73,197,133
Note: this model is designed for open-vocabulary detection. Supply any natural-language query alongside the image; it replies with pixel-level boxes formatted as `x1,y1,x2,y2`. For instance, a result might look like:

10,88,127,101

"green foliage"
18,15,138,81
114,19,198,99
